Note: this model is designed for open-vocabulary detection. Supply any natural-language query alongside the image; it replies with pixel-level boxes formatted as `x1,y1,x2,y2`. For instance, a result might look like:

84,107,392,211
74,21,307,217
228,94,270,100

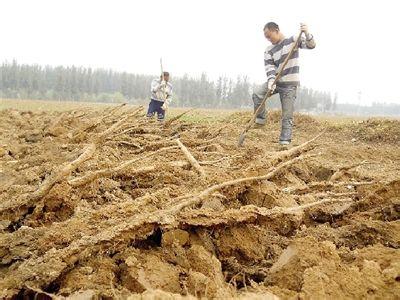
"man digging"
252,22,316,145
147,71,173,122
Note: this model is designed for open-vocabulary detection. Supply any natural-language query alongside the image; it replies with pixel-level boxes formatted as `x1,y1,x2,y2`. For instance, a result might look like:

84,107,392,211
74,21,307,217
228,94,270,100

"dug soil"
0,105,399,299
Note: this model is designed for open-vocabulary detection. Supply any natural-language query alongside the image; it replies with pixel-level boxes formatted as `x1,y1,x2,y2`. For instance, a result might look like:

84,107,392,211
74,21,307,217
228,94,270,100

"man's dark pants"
147,99,165,121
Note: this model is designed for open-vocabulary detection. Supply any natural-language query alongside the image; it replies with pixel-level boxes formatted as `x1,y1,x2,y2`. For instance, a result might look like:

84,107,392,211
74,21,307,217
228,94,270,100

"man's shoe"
279,140,291,145
255,118,266,125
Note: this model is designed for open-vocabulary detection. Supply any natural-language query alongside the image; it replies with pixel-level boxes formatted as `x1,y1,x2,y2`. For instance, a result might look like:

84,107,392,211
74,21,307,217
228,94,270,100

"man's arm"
161,85,173,110
165,85,173,104
264,51,277,85
299,23,316,49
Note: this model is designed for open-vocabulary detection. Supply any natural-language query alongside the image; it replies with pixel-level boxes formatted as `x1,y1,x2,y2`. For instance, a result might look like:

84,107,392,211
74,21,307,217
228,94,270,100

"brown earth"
0,104,399,299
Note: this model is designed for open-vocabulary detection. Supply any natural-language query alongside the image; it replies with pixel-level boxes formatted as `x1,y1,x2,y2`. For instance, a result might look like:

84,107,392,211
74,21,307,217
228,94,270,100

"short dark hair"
163,71,169,76
264,22,279,31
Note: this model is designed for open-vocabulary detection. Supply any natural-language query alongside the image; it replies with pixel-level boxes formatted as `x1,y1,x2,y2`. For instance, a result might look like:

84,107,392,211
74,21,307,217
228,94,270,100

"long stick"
238,31,303,146
164,108,196,127
175,138,206,178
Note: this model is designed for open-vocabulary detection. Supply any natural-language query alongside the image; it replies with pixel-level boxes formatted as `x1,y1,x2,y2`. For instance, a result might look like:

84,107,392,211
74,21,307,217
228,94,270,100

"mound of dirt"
0,105,399,299
227,110,319,128
329,118,400,144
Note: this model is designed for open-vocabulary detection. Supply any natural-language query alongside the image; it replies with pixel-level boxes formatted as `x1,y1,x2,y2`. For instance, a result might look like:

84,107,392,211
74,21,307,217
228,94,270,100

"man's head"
161,71,170,82
264,22,282,45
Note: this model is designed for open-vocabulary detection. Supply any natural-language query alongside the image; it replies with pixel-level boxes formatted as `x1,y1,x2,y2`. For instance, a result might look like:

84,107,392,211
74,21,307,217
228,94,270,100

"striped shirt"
264,34,316,87
151,78,173,103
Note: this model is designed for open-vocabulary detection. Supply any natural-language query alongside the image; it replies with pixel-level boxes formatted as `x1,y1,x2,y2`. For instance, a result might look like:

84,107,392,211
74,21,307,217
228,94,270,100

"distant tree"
216,76,223,107
332,92,338,111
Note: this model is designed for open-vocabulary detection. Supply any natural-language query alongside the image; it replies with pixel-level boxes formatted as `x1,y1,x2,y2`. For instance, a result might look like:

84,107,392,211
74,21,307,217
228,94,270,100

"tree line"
1,60,336,110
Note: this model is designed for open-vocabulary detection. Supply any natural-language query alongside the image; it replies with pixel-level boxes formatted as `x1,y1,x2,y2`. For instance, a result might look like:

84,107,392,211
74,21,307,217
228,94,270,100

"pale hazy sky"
2,0,399,104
